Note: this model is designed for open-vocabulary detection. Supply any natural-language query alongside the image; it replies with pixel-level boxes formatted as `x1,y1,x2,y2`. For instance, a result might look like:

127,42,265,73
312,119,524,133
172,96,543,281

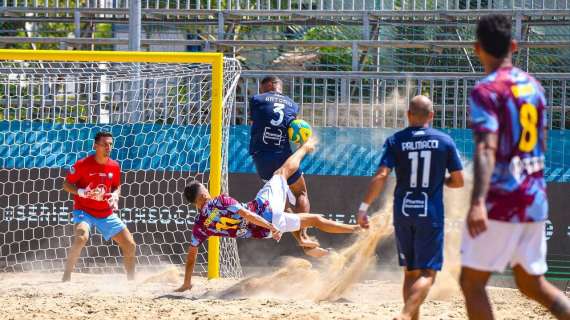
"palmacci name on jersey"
401,140,440,151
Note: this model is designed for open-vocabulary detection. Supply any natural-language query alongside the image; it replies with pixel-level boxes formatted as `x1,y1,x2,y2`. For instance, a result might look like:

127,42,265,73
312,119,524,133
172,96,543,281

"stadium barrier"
1,0,569,11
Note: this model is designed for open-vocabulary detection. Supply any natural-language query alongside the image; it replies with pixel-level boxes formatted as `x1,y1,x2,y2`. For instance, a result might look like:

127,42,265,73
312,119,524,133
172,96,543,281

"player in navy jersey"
460,14,570,320
357,95,464,320
249,76,325,257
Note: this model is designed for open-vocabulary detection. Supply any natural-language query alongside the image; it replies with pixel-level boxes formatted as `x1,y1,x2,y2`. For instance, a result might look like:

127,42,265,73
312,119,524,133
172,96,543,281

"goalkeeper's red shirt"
66,155,121,218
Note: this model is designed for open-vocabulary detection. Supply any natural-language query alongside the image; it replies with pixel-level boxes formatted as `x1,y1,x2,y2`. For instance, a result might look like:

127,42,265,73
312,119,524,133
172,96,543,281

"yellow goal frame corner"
0,49,225,279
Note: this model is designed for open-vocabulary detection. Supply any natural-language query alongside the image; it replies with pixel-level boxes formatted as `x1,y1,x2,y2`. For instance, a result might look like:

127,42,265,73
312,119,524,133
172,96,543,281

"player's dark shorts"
394,219,444,271
252,151,302,185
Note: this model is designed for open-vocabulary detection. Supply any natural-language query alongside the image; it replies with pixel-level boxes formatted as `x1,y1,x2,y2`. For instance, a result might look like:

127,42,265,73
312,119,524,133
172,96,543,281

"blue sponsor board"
2,121,568,181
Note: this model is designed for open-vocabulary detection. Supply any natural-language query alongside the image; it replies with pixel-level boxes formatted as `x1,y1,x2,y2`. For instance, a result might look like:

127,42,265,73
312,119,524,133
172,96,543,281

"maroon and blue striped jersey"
469,67,548,223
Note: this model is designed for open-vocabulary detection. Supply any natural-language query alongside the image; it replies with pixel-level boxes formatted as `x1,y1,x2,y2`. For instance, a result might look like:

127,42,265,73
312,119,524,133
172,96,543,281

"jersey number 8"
518,102,538,152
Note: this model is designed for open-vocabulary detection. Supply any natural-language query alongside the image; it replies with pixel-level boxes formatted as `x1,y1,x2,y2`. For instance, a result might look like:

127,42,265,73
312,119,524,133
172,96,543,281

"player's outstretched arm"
357,166,391,228
175,246,199,292
237,209,282,241
467,132,498,238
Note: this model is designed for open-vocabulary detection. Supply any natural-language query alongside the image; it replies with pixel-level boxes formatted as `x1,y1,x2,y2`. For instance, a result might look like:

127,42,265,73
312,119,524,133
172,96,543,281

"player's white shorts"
255,175,301,233
461,220,547,275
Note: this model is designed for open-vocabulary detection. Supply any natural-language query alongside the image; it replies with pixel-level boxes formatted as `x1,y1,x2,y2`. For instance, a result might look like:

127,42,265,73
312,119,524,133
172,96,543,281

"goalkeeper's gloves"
105,192,120,209
77,188,88,198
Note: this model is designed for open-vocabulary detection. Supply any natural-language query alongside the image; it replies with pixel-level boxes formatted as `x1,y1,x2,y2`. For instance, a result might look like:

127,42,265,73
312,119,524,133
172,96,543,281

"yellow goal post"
0,49,241,279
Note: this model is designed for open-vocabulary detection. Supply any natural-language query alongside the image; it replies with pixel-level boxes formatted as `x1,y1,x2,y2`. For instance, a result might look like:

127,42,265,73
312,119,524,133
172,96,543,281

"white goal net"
0,55,243,278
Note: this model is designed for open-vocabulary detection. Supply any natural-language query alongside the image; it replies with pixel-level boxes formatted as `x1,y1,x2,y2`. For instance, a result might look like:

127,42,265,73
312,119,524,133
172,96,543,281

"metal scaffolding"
1,0,569,97
234,71,570,129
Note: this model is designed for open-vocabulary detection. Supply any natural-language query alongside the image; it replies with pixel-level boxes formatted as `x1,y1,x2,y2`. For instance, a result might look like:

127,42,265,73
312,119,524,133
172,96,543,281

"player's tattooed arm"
467,132,497,237
471,132,497,203
175,246,198,292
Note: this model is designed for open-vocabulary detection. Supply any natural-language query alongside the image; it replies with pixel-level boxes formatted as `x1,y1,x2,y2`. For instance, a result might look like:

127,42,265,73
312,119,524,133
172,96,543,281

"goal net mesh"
0,57,243,278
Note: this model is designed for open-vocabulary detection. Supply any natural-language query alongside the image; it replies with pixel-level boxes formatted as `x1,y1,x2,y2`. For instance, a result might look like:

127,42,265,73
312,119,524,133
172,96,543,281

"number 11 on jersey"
408,151,432,188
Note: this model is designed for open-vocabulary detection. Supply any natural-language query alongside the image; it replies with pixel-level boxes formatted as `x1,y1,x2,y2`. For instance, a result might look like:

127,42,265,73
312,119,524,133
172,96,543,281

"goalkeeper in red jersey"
61,131,136,282
175,138,360,292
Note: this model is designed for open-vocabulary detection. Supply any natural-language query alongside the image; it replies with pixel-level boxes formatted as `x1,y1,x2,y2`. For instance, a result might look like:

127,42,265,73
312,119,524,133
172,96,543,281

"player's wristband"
358,202,369,213
77,188,86,198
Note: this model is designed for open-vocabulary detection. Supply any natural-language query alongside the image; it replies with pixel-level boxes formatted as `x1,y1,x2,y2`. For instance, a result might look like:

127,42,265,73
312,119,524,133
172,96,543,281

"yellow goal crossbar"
0,49,224,279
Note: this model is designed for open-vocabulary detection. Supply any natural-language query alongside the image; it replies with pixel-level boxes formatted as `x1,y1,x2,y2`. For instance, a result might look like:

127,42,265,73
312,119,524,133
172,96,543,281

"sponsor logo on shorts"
545,220,554,240
567,226,570,237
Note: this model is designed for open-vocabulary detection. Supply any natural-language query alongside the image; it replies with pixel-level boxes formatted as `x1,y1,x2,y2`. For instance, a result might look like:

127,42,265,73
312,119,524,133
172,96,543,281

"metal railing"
2,69,567,129
234,71,570,129
2,38,569,49
1,0,569,11
0,38,568,73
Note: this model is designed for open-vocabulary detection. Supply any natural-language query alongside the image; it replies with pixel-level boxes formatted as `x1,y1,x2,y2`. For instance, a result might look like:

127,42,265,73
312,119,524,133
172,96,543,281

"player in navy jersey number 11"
357,95,465,320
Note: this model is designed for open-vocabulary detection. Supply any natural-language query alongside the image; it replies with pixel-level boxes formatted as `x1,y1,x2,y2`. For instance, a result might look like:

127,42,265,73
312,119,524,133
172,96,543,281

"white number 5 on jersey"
270,102,285,126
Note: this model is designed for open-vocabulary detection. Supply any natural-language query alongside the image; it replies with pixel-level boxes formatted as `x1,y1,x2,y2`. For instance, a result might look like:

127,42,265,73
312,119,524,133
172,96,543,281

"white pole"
128,0,141,51
128,0,142,122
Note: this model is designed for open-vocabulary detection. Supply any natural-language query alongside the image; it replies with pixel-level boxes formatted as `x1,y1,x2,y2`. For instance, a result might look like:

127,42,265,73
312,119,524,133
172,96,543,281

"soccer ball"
288,119,312,144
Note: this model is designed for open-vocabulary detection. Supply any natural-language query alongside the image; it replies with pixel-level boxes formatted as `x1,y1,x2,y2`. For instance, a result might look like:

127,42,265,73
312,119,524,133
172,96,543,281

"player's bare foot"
351,225,363,233
393,314,411,320
298,228,319,247
302,137,317,153
174,284,193,292
298,238,319,249
62,272,71,282
304,247,330,258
